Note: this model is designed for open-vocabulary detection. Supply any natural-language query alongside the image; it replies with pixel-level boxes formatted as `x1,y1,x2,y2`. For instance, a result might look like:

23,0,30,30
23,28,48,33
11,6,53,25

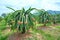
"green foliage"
0,35,8,40
0,7,60,40
0,20,6,30
57,36,60,40
6,6,15,11
0,16,3,22
6,7,36,34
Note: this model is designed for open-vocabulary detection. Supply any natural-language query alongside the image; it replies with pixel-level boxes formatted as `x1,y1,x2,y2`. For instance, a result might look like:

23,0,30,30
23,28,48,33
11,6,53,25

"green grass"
0,20,7,31
0,21,60,40
0,20,9,40
32,25,60,40
56,26,60,29
57,36,60,40
0,30,14,40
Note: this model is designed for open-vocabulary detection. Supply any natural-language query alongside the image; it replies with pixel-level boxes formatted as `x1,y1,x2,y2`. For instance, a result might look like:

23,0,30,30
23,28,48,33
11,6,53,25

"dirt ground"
5,24,60,40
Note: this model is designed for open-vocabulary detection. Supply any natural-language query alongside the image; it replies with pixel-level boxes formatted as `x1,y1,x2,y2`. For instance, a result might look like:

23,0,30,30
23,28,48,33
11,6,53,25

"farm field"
0,20,60,40
0,0,60,40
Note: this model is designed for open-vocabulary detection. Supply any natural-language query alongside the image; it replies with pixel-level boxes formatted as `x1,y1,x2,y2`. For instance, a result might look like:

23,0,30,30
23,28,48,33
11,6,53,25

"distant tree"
1,13,6,18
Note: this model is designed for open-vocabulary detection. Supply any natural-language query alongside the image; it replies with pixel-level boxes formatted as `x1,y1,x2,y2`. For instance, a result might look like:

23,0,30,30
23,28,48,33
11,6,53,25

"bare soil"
8,32,33,40
6,24,60,40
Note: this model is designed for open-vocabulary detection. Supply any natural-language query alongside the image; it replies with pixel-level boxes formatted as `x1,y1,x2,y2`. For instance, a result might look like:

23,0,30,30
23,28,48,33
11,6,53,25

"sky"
0,0,60,15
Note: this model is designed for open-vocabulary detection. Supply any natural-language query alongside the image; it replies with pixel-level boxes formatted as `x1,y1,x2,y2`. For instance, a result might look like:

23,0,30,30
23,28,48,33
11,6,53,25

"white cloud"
39,0,60,10
1,0,40,9
0,0,60,15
